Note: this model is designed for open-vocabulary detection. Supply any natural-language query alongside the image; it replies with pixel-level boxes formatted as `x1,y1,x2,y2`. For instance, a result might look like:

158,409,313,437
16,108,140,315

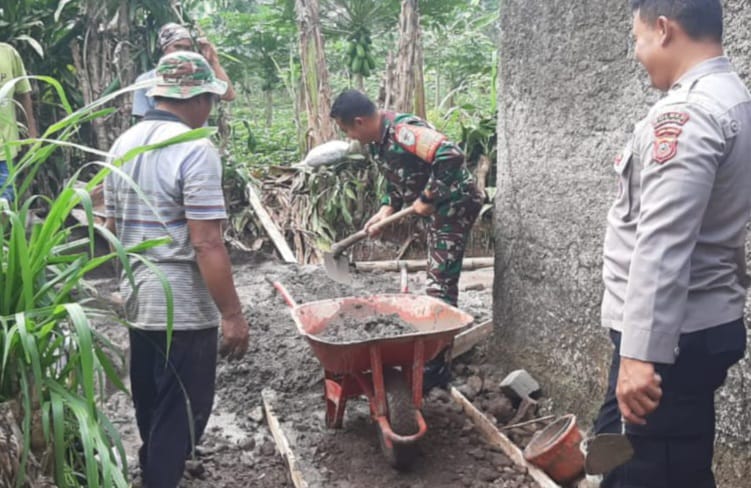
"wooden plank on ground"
453,319,493,358
450,387,561,488
262,389,309,488
355,257,493,273
247,183,297,263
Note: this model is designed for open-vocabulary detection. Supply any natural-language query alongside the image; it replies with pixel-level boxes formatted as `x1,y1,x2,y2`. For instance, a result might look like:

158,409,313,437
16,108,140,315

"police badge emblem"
652,111,690,164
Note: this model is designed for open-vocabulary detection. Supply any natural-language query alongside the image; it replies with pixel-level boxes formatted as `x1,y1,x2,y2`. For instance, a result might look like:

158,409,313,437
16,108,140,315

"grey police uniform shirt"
601,56,751,364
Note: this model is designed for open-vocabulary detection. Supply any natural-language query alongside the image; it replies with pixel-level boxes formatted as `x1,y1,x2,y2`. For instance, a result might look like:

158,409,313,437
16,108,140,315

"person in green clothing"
330,89,484,391
0,42,37,202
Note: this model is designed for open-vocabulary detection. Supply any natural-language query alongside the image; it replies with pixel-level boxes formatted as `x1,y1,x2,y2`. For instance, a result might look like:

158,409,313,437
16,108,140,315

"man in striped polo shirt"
105,51,249,488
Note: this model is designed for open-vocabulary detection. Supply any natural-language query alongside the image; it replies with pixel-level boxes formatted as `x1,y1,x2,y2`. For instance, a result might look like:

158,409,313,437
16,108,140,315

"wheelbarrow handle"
331,206,415,257
270,280,297,308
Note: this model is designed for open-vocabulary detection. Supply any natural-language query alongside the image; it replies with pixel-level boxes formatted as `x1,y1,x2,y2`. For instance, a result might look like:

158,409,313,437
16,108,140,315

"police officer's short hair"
330,89,377,125
630,0,723,42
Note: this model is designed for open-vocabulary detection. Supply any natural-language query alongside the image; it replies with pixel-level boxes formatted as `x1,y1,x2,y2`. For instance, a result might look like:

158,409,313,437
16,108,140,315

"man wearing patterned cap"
105,51,249,487
131,22,235,119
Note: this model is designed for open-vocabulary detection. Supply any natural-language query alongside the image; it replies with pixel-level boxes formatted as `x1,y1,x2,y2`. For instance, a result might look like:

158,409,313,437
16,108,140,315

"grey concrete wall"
493,1,751,485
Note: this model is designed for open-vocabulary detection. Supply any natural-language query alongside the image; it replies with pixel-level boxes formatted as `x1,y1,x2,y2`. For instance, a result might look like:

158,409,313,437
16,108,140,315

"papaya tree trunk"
295,0,335,149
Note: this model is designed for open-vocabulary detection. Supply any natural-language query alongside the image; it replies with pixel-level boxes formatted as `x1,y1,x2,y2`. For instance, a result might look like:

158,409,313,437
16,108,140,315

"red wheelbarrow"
272,281,474,469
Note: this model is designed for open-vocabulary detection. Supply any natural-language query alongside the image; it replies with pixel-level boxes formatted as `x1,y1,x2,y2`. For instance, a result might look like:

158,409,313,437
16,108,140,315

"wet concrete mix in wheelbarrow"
99,251,539,487
318,312,418,342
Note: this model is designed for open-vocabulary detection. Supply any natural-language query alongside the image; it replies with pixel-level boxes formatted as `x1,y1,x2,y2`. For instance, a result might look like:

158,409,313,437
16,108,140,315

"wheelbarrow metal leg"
324,371,360,428
410,339,425,409
369,345,388,418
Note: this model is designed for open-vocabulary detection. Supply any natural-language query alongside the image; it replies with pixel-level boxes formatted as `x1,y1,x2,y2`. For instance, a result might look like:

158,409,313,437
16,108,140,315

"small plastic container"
523,414,585,484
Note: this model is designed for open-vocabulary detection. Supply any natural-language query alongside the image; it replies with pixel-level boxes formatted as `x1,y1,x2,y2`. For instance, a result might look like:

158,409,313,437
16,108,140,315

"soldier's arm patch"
652,111,690,164
393,123,447,163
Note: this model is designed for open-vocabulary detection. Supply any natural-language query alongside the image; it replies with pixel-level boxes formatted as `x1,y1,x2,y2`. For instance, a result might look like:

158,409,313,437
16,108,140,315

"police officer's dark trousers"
594,319,745,488
130,327,218,488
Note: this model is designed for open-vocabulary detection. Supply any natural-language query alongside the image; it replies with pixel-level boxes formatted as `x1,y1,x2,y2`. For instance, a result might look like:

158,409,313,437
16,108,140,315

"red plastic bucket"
523,414,584,484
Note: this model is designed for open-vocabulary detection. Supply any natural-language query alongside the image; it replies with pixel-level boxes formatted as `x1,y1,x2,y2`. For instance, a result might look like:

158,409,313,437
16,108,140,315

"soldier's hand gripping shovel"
324,206,415,284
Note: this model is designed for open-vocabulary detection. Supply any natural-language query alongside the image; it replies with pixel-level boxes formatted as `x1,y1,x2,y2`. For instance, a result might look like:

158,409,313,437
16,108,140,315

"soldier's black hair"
330,89,377,125
630,0,723,42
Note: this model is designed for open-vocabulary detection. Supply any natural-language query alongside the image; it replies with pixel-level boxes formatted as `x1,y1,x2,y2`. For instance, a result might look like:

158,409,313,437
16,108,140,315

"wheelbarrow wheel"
377,368,419,471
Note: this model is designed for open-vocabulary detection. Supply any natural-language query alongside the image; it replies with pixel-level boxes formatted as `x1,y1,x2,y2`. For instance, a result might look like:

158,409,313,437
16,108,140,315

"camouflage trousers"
425,187,484,306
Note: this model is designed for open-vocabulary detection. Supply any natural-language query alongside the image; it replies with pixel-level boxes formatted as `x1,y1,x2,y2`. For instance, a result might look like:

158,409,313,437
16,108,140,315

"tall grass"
0,76,210,487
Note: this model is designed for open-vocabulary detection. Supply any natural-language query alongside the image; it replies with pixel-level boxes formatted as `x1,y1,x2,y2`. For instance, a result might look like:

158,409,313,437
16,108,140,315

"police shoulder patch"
652,111,690,164
393,123,447,162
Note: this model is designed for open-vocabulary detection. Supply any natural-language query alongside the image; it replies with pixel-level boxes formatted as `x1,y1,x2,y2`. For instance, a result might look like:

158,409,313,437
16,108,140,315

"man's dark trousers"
594,319,745,488
130,327,218,488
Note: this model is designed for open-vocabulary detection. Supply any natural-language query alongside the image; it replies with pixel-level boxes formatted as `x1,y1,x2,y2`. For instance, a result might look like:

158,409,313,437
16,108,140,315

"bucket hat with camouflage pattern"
158,22,192,51
147,51,228,100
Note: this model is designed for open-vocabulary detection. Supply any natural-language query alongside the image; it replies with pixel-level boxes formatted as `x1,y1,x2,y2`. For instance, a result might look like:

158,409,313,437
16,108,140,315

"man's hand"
364,205,396,237
219,311,249,360
411,198,435,217
197,38,219,65
616,357,663,425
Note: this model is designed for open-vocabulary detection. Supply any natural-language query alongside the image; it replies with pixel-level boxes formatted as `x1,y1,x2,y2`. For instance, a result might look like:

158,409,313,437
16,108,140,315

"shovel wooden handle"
331,206,415,256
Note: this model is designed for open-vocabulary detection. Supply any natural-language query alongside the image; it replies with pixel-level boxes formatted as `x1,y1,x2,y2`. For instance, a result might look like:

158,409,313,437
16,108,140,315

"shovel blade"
584,433,634,475
324,251,352,285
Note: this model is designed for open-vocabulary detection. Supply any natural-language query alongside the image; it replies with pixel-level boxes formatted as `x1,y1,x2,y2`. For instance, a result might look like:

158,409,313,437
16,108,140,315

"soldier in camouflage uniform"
331,90,483,389
331,89,483,306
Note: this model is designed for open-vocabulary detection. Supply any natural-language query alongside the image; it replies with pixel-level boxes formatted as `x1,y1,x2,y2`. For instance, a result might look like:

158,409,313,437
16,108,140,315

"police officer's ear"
655,15,675,47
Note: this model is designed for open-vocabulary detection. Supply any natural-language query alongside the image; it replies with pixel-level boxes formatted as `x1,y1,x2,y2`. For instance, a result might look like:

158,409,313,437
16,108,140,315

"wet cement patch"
317,312,418,342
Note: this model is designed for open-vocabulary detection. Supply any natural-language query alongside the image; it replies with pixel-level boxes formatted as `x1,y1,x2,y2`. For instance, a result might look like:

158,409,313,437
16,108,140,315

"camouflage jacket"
369,111,476,210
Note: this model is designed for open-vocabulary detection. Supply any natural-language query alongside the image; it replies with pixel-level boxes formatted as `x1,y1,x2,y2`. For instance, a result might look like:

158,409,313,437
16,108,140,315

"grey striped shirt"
105,110,227,330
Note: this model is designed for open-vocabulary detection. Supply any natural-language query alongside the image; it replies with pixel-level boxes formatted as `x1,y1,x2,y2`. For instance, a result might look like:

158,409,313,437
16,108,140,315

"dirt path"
98,253,549,488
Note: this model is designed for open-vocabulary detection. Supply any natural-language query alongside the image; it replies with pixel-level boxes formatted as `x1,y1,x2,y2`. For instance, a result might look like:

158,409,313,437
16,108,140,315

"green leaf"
15,35,44,58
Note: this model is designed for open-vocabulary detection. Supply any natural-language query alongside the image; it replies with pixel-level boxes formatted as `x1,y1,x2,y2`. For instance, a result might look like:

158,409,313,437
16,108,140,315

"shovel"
324,206,415,284
583,433,634,475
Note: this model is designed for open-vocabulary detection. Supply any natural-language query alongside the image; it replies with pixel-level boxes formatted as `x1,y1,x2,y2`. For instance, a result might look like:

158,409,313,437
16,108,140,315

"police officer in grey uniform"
594,1,751,486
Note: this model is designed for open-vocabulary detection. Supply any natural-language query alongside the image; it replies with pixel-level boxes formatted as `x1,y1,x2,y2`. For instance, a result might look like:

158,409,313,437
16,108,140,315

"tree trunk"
0,401,21,488
264,90,273,127
393,0,425,117
476,154,492,194
72,0,135,150
413,33,426,118
435,71,440,110
115,1,134,135
380,50,396,108
355,73,364,91
295,0,335,149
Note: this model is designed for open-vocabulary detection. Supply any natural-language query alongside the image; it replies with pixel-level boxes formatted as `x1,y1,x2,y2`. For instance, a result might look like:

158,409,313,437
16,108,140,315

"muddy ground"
95,252,555,488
